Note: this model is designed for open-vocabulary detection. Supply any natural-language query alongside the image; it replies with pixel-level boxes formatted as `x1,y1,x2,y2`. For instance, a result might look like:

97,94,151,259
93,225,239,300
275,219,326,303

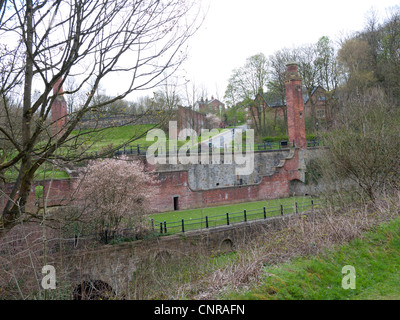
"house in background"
247,86,330,127
303,86,329,121
195,96,225,115
246,89,285,127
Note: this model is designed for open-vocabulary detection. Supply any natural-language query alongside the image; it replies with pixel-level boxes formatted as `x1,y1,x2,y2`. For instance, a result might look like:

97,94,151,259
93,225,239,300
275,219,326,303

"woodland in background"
224,8,400,139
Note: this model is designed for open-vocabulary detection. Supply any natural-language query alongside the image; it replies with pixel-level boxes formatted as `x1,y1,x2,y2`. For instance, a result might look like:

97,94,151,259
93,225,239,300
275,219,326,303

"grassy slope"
5,163,70,181
71,124,228,153
6,125,154,181
70,124,157,152
225,216,400,300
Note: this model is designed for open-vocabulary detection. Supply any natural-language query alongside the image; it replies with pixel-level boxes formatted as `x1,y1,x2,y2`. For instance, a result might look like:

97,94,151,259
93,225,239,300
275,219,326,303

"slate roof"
258,86,326,108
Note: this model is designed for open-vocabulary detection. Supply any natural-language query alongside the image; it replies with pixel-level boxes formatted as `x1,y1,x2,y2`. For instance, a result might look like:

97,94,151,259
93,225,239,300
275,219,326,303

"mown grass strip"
149,196,319,234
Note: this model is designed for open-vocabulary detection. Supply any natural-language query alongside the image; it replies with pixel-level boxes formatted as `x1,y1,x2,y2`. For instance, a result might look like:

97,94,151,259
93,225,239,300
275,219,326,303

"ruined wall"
2,63,311,214
150,148,305,212
1,148,309,214
57,212,304,297
153,150,291,190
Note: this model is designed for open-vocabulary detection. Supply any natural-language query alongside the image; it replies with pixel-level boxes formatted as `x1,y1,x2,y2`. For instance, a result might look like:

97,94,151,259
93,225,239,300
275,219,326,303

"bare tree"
225,53,269,136
316,88,400,202
0,0,203,233
267,48,298,133
297,43,320,131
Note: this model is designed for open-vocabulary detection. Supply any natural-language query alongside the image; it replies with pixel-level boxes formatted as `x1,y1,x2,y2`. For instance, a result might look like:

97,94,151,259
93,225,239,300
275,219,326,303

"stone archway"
219,238,234,252
72,280,115,300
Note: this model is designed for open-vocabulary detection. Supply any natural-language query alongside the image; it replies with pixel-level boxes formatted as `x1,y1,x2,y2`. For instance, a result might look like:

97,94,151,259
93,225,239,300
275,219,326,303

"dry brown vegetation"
0,192,399,300
127,193,400,300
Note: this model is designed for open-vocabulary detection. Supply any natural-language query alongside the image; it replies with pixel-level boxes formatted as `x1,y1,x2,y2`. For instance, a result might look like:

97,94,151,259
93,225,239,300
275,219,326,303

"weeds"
128,192,400,300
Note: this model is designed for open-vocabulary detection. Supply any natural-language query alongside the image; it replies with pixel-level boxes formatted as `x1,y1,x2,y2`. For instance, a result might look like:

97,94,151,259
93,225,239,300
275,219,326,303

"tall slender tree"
224,53,269,135
0,0,202,233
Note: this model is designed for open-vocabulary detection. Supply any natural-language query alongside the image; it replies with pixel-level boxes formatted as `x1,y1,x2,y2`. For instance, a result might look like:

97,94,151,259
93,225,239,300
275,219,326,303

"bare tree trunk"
0,0,202,234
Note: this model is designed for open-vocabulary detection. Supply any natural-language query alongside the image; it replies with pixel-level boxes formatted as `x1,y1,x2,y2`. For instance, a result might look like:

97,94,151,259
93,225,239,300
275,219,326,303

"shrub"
73,156,158,231
263,135,288,143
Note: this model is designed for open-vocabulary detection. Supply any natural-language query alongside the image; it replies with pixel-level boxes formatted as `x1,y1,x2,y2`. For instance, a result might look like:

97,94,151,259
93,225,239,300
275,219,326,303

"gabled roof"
256,86,327,108
196,97,225,108
303,86,327,104
256,91,285,108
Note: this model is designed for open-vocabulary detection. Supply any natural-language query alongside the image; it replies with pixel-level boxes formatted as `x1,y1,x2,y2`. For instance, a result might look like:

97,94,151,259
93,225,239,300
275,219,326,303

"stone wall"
56,211,306,297
1,148,314,214
149,148,306,212
153,150,291,190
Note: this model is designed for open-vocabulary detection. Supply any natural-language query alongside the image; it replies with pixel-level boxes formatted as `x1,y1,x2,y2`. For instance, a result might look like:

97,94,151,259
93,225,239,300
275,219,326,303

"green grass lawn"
71,124,228,155
224,216,400,300
5,163,70,181
149,196,318,233
70,124,158,152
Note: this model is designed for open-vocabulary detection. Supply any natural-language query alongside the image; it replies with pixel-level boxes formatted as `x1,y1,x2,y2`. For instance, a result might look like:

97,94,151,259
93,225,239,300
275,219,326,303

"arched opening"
72,280,115,300
289,179,309,196
219,238,234,252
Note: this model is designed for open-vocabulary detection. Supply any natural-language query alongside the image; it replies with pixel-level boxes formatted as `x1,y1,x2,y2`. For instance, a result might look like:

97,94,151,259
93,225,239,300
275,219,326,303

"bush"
263,135,288,143
73,156,158,231
306,133,318,141
263,134,319,143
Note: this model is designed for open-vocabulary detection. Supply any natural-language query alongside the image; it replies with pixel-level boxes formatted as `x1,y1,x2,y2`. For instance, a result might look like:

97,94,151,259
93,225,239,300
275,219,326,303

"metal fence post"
280,204,284,216
263,207,266,219
295,202,298,214
104,228,108,244
182,219,185,233
226,212,230,226
160,222,163,234
164,221,167,234
311,199,314,213
244,209,247,222
206,216,209,229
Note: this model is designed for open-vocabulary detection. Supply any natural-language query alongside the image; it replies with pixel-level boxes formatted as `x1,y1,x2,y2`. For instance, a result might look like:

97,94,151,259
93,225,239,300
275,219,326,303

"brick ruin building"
3,63,311,213
148,62,308,212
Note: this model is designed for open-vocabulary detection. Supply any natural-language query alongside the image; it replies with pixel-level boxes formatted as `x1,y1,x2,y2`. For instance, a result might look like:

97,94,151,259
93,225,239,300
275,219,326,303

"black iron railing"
151,199,321,236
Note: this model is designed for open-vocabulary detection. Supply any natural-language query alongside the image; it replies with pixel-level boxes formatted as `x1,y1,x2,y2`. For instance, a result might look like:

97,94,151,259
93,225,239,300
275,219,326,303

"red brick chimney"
51,78,67,136
285,62,307,149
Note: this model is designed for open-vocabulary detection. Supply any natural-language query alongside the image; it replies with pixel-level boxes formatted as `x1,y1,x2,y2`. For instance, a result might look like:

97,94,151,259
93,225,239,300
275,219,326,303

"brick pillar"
285,62,307,149
51,78,67,136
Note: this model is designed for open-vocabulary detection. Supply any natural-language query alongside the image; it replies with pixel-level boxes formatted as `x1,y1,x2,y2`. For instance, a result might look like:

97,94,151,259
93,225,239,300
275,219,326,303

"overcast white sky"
174,0,399,102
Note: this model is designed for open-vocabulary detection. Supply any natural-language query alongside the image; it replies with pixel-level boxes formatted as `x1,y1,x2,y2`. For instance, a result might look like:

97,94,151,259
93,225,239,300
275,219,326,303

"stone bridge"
54,212,305,299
